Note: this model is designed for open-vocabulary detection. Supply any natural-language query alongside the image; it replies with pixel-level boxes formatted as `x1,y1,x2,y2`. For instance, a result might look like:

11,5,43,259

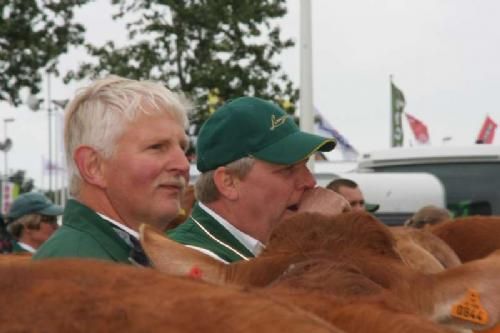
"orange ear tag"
451,289,489,325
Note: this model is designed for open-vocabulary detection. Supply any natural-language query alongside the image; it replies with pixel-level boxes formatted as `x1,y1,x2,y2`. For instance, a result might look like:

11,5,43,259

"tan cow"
0,257,342,333
142,212,500,333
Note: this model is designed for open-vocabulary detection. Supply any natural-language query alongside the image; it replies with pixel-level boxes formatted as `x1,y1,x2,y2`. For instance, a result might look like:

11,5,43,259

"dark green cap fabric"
196,97,336,172
7,192,64,222
365,203,380,213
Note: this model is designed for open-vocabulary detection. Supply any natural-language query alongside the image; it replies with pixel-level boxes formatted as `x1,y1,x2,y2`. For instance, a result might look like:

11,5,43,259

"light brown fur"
142,212,500,332
391,227,462,273
431,216,500,262
0,258,341,333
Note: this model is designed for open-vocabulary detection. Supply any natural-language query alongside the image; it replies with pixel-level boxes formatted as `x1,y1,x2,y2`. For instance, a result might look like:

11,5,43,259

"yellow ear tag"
451,289,489,325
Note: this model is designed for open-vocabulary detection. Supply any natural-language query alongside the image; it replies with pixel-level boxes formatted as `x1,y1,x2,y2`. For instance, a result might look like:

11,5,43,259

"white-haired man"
34,76,190,265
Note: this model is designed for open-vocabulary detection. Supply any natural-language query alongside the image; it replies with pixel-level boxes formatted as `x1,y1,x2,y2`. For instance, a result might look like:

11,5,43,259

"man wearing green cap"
168,97,350,263
6,192,63,254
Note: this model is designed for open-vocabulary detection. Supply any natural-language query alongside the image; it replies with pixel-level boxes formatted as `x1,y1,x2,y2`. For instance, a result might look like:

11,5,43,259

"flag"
42,156,66,174
391,80,406,147
476,116,497,144
1,181,19,215
405,113,429,144
314,108,359,161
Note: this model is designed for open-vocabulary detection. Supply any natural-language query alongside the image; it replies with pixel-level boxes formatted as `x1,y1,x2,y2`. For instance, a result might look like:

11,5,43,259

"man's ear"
213,167,239,200
73,146,107,189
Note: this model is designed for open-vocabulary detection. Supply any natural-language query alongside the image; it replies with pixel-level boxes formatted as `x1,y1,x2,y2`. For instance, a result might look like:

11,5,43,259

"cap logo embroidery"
270,114,288,130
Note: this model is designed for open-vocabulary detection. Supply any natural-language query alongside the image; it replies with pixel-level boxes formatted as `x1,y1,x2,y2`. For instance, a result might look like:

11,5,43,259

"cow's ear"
139,224,229,285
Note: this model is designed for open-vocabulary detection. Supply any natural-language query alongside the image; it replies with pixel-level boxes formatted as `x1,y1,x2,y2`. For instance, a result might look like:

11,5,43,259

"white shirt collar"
198,202,265,256
96,213,139,240
18,242,36,254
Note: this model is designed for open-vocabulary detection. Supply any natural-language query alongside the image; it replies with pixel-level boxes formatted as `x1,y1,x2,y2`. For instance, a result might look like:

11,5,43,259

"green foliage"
65,0,298,133
0,0,88,106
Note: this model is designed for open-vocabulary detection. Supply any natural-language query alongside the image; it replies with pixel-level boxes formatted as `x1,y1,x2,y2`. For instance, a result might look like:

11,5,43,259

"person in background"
34,75,190,265
0,215,13,253
326,178,379,213
168,96,350,263
6,192,63,254
404,205,452,229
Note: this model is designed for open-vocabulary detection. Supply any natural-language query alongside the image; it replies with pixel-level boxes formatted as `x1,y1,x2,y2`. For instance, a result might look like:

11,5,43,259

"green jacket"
167,202,255,263
33,199,132,264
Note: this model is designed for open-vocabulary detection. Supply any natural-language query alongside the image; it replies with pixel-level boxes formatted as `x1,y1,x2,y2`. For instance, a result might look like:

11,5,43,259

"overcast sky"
2,0,500,189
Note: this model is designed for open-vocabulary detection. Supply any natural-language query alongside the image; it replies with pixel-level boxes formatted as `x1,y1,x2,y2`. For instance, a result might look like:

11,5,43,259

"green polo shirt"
167,202,255,263
33,199,132,263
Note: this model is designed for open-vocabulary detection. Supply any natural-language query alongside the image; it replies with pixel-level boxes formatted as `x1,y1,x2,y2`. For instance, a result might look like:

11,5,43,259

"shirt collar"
18,242,36,254
198,202,265,256
96,213,139,240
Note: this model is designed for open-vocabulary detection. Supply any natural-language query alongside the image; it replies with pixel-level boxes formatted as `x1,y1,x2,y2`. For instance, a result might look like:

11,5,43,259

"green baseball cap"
7,192,64,222
196,97,336,172
365,203,380,213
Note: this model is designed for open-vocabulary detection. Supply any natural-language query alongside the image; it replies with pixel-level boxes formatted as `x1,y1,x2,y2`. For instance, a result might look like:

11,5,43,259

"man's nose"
298,165,316,189
168,146,190,175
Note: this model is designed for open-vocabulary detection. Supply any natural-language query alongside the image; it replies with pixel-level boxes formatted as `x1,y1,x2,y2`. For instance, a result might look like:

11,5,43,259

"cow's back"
431,216,500,262
0,258,341,333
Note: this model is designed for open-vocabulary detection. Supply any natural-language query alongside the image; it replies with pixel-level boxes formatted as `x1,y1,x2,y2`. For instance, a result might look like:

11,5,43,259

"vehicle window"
371,163,499,215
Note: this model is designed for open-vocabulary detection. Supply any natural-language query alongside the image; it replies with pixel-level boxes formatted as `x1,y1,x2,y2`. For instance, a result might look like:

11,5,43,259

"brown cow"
142,226,451,332
430,216,500,333
0,257,342,333
142,212,500,332
431,216,500,263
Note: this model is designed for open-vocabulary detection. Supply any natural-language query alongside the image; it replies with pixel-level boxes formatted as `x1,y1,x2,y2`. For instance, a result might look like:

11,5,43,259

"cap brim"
365,203,380,213
252,131,336,165
38,205,64,216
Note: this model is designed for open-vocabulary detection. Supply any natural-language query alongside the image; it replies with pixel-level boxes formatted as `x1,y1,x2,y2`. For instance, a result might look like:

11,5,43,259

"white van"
315,161,446,225
357,145,500,216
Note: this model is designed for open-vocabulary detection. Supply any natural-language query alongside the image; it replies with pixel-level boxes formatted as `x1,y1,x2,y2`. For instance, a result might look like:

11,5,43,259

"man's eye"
282,166,295,173
149,144,163,150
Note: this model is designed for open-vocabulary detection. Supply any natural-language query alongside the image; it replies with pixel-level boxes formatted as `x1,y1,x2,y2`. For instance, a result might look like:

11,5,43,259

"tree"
0,0,88,106
65,0,298,136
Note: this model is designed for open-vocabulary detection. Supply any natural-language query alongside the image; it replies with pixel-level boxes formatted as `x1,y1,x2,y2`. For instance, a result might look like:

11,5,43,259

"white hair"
195,157,255,203
64,75,190,196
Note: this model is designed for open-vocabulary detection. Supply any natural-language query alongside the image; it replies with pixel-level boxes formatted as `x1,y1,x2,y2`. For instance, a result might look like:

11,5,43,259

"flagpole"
47,73,53,194
300,0,315,170
389,74,393,147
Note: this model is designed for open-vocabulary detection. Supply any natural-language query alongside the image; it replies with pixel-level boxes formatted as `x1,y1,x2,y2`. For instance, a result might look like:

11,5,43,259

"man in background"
326,178,379,213
6,192,63,254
